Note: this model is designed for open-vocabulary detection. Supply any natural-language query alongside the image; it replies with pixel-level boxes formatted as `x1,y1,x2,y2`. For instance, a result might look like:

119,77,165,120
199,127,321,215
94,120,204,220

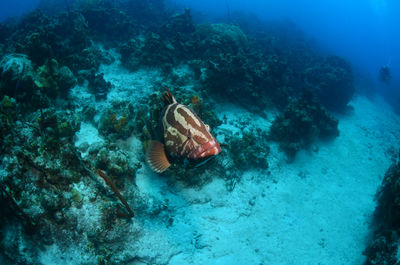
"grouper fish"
146,90,222,173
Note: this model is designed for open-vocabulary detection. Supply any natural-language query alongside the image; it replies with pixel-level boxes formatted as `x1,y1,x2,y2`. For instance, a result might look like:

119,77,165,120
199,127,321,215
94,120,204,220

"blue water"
0,0,39,22
169,0,400,88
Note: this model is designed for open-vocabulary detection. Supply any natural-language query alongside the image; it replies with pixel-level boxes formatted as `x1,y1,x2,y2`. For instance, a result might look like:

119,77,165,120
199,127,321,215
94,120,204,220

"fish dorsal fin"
146,141,171,173
161,88,177,105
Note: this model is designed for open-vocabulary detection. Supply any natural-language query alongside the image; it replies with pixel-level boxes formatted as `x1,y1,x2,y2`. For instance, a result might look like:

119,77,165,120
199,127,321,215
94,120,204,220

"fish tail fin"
161,88,177,105
146,140,171,173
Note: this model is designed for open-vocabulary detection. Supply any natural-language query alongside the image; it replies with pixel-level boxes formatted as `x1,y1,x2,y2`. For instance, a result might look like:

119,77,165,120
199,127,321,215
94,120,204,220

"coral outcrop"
304,56,354,111
269,96,339,159
0,54,36,100
364,157,400,264
35,59,77,98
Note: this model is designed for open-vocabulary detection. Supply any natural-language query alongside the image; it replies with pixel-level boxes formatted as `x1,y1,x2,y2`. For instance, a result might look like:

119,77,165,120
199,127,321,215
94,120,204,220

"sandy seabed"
106,94,397,264
131,95,399,265
42,60,400,264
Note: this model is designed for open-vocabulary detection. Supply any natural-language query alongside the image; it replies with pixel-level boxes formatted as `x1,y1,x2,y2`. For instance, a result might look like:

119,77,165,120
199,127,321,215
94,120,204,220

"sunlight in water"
370,0,388,17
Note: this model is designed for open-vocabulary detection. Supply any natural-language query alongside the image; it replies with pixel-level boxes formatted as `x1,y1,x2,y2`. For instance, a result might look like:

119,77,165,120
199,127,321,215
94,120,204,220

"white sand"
134,95,400,264
67,61,400,264
100,60,163,101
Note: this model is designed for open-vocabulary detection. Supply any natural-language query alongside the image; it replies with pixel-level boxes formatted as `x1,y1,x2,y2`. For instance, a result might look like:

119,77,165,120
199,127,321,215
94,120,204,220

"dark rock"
87,70,111,100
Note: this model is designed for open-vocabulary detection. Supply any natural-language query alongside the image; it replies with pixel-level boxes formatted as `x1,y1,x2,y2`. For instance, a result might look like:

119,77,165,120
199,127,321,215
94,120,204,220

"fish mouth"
188,141,221,167
195,140,221,159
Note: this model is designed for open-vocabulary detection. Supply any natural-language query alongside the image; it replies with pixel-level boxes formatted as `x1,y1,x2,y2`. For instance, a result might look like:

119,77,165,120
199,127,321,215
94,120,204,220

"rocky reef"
364,156,400,264
304,56,354,112
118,7,355,113
0,54,36,96
269,96,339,160
0,0,361,264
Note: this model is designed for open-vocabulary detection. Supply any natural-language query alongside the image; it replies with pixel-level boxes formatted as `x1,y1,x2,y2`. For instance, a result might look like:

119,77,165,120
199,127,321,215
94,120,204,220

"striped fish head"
187,137,221,164
162,101,221,163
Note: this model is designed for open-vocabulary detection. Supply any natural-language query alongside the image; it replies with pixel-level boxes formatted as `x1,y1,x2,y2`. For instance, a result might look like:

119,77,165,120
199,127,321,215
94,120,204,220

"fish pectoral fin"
146,141,171,173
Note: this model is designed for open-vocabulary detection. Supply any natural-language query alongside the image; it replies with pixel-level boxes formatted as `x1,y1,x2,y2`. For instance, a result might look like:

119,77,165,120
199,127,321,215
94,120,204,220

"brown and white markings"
146,90,221,173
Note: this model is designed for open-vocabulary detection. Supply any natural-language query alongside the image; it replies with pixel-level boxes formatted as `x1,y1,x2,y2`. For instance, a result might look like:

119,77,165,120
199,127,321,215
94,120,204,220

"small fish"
146,89,221,173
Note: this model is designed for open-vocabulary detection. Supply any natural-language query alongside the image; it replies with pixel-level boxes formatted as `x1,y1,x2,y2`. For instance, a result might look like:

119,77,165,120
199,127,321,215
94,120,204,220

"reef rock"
196,23,248,56
35,59,77,98
0,54,36,99
304,55,354,111
269,96,339,159
364,158,400,264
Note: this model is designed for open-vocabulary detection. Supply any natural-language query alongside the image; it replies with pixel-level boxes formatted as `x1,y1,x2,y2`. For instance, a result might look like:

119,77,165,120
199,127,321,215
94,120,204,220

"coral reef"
0,104,145,264
11,11,90,68
0,96,18,154
226,129,270,171
97,169,135,218
0,54,77,101
116,8,355,113
269,96,339,159
364,157,400,264
97,100,138,140
80,6,138,45
86,70,111,100
1,10,114,97
92,143,141,179
304,56,354,111
35,58,77,98
0,1,362,264
0,54,36,100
